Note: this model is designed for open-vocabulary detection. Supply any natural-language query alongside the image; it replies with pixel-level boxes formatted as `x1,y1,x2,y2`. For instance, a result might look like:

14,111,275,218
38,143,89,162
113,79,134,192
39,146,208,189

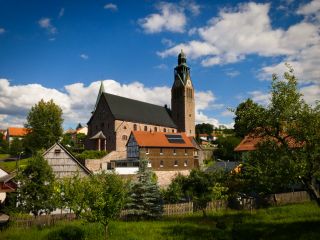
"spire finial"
178,49,187,65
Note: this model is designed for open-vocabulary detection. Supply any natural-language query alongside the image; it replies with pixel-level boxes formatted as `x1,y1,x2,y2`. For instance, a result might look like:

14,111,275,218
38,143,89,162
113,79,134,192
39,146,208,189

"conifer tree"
126,158,162,219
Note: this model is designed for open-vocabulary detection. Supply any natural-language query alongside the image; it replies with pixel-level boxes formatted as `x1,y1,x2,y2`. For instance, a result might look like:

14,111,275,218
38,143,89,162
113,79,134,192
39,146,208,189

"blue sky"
0,0,319,129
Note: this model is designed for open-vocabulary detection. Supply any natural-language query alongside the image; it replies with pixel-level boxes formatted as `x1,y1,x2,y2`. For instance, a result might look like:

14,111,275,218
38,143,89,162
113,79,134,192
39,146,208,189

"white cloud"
58,8,65,18
158,2,320,85
139,2,186,33
161,38,175,47
297,0,320,17
104,3,118,11
221,110,234,117
0,78,229,129
248,91,271,106
38,18,57,34
80,54,89,60
225,70,240,78
300,84,320,106
180,0,201,16
0,28,5,34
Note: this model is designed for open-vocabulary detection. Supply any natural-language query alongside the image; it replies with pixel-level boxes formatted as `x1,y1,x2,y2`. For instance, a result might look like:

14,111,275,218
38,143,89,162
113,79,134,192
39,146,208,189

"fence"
274,191,310,205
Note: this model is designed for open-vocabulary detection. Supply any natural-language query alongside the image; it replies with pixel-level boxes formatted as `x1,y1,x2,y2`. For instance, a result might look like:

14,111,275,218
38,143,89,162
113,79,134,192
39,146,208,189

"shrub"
46,225,85,240
75,150,108,161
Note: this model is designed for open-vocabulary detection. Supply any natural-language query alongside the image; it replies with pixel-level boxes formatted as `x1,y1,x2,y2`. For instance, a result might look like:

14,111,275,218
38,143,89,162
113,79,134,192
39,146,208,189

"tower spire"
94,81,105,112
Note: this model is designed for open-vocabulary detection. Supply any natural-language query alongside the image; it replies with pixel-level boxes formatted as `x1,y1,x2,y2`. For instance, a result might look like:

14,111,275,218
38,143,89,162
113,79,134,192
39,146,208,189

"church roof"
102,93,177,128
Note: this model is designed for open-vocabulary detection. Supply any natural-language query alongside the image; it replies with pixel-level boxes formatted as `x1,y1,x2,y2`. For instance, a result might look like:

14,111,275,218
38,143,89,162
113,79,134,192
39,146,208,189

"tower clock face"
186,79,192,87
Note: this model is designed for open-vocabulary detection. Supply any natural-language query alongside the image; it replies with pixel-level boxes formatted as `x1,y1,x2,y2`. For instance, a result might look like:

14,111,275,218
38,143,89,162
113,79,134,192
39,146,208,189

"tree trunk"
104,224,109,240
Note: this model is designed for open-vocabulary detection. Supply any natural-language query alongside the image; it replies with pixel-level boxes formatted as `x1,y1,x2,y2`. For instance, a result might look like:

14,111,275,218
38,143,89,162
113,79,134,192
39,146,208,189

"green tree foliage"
83,172,127,240
214,136,241,161
196,123,214,135
17,153,56,217
162,174,187,203
57,174,90,219
126,159,163,220
75,150,108,161
61,133,75,148
0,133,9,154
237,65,320,196
24,99,63,152
233,98,264,138
9,137,24,156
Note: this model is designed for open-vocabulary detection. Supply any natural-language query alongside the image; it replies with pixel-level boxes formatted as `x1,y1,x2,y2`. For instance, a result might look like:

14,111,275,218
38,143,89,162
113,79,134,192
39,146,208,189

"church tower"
171,50,195,137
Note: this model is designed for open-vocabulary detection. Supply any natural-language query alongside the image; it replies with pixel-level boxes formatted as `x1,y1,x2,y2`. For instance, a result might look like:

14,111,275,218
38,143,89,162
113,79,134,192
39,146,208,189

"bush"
75,150,108,161
46,225,85,240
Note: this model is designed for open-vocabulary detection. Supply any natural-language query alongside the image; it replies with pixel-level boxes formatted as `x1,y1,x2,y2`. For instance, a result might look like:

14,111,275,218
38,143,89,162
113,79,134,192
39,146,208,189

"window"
144,126,148,131
133,124,137,131
123,126,127,129
184,160,188,167
172,129,175,133
160,160,164,167
122,135,127,141
146,148,149,154
174,160,178,167
184,149,188,155
164,128,167,132
54,149,61,154
160,148,163,155
173,148,176,155
154,127,157,132
147,161,152,168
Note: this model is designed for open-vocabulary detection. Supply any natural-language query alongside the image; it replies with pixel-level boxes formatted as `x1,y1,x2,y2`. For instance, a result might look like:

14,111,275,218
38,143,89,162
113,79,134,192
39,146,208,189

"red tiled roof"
7,127,28,137
131,131,194,148
234,134,302,152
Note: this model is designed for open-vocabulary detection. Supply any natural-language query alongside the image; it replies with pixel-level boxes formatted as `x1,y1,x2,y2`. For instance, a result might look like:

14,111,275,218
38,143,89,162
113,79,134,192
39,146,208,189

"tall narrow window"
174,160,178,167
133,124,137,131
160,160,164,167
184,160,188,167
144,126,148,131
146,148,149,154
154,127,157,132
173,148,176,155
184,149,188,155
160,148,163,155
164,128,167,132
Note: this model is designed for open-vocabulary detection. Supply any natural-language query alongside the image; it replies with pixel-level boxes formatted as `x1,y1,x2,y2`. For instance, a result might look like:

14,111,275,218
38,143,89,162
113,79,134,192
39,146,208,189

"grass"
0,158,30,173
1,202,320,240
0,154,10,160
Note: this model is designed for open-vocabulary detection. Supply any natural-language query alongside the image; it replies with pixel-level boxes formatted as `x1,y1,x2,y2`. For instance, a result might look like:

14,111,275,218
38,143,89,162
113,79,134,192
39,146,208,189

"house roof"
234,134,302,152
99,93,177,128
129,131,194,148
7,127,28,137
90,131,106,139
43,142,92,175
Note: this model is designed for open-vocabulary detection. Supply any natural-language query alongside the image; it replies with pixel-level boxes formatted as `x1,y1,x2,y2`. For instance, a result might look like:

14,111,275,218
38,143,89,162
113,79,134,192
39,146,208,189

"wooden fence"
274,191,310,205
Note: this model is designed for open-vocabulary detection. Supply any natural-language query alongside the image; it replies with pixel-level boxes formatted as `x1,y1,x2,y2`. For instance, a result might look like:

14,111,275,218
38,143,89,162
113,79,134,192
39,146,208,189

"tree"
126,159,163,219
233,98,264,138
17,153,56,217
83,172,127,240
24,99,63,152
162,174,187,203
214,136,241,161
196,123,214,136
9,137,24,156
236,65,320,199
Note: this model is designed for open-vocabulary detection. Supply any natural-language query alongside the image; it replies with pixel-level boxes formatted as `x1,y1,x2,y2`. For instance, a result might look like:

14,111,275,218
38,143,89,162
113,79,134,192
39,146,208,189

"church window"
160,160,164,167
174,160,178,167
122,135,127,141
133,124,137,131
164,128,167,132
144,126,148,131
154,127,157,132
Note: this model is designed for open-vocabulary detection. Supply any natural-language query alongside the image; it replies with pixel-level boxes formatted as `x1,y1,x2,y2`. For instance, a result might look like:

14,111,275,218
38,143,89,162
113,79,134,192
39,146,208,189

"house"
86,51,195,162
4,127,28,143
43,142,91,179
0,168,16,203
127,131,196,171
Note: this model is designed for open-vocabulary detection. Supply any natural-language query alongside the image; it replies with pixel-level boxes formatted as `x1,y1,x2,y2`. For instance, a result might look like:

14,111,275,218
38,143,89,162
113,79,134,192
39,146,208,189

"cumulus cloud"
158,2,320,85
38,18,57,34
104,3,118,11
0,28,5,34
0,79,227,129
139,2,187,33
80,54,89,60
297,0,320,21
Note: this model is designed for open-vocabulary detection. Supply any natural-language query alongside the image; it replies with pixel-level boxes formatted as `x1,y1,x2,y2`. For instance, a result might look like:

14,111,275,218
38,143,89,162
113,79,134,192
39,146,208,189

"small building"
5,127,28,143
43,142,91,179
126,131,196,171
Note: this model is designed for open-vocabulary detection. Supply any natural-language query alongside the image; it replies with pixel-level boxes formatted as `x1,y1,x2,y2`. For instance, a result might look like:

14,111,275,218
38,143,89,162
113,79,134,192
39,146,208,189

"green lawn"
0,158,29,173
1,202,320,240
0,154,10,160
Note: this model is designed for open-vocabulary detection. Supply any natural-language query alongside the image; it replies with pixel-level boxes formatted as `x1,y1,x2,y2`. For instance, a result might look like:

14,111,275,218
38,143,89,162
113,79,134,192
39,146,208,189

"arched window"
122,135,127,141
133,124,137,131
164,128,167,132
154,127,157,132
144,126,148,131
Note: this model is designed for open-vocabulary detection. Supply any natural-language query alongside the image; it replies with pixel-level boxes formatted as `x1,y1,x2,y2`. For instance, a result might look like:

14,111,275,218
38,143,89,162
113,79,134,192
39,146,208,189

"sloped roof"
7,127,28,137
234,134,302,152
130,131,194,148
90,131,106,139
102,93,176,128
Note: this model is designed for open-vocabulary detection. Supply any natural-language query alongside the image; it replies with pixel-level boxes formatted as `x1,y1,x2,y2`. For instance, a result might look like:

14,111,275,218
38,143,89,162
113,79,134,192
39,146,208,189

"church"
85,50,196,160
